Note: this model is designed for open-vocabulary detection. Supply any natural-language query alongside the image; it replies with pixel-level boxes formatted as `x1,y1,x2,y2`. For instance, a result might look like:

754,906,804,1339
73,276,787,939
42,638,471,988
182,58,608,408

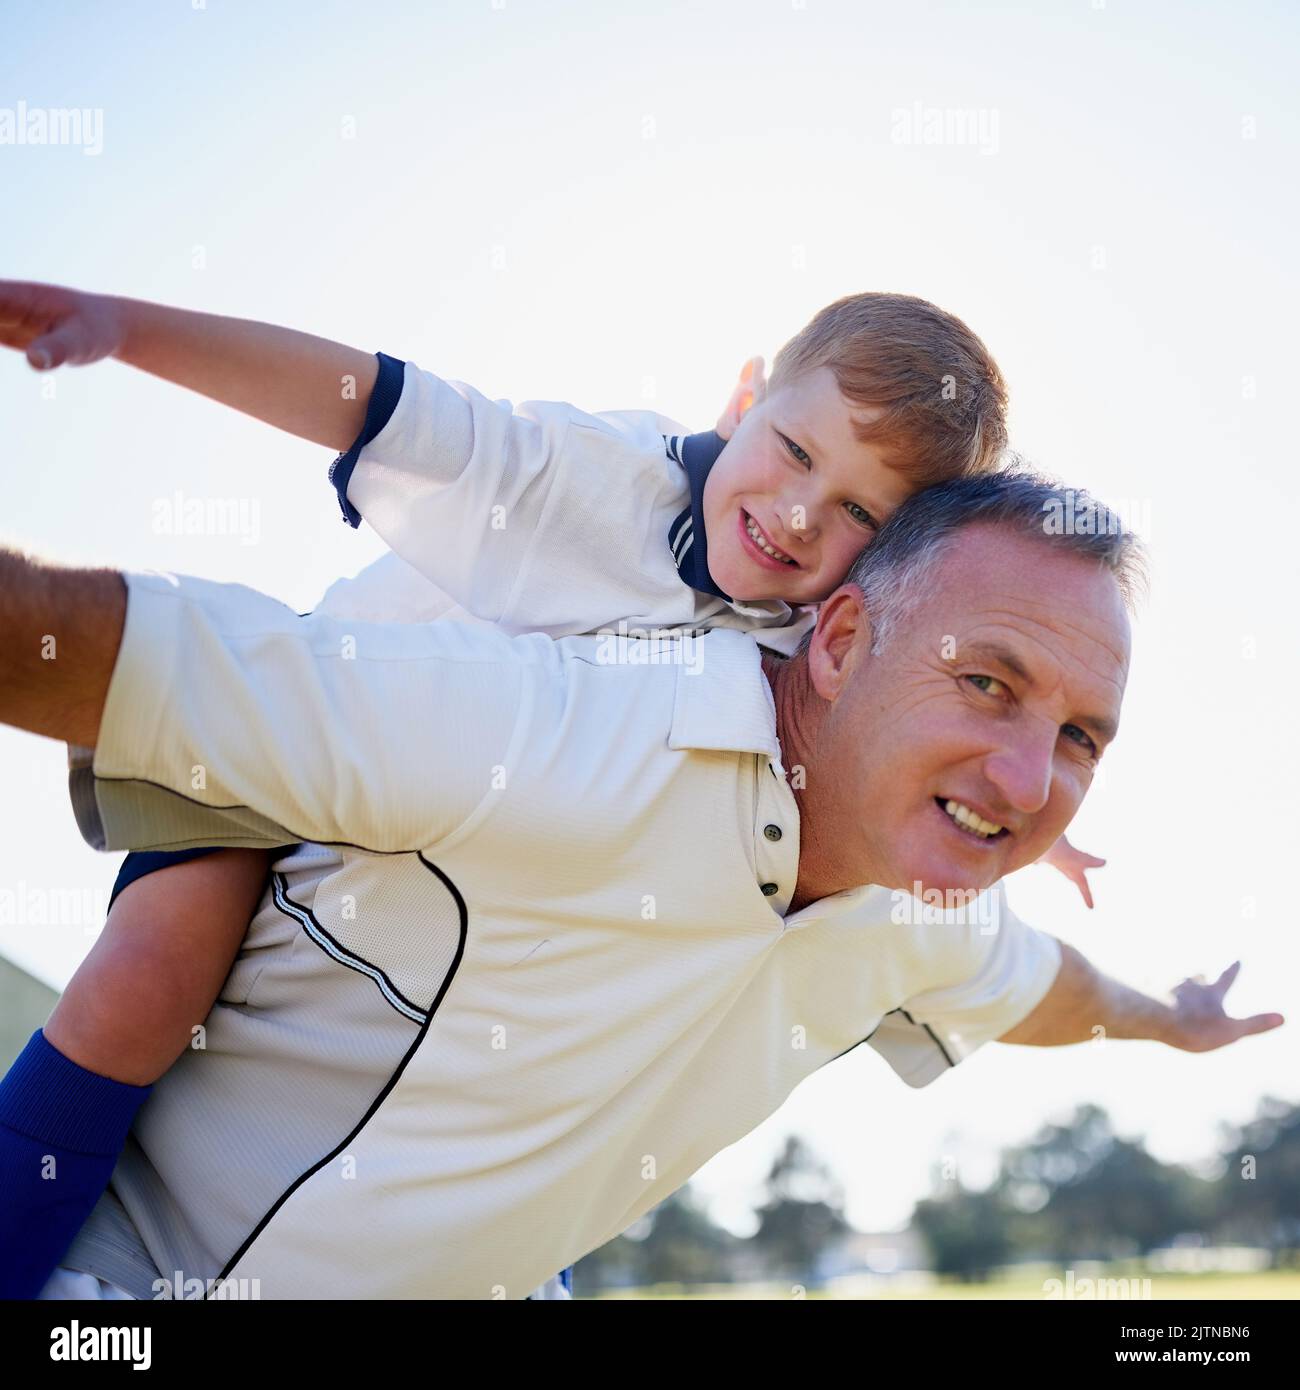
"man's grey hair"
796,471,1148,657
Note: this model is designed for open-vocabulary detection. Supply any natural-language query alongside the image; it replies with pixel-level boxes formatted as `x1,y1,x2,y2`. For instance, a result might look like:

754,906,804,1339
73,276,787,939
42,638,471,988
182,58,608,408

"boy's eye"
844,500,878,529
1061,723,1098,755
780,433,811,466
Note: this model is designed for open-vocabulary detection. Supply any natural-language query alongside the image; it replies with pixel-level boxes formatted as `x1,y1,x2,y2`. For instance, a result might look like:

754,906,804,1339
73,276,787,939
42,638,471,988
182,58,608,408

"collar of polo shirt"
665,627,784,772
664,636,880,920
665,431,731,601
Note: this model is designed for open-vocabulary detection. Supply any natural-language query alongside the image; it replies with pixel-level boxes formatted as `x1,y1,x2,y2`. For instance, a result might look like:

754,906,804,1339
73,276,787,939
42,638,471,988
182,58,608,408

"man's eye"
1061,723,1098,755
844,501,878,529
965,673,1008,698
780,433,811,466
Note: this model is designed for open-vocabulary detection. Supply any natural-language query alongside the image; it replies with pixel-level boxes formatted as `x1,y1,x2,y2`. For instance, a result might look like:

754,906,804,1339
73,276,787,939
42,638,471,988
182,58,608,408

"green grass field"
587,1269,1300,1300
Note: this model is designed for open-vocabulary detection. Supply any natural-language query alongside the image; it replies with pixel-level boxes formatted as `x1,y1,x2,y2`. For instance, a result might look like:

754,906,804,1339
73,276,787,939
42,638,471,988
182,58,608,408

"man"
0,474,1281,1298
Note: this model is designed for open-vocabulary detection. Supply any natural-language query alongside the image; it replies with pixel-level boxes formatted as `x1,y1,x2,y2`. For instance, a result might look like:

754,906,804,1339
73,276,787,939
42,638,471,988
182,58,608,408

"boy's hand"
715,356,766,439
2,281,374,450
1039,832,1106,908
0,279,127,370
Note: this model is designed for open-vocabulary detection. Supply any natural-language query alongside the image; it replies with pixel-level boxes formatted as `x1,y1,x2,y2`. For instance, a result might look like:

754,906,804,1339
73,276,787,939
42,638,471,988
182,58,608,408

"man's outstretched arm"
997,941,1283,1053
0,543,526,855
0,547,125,747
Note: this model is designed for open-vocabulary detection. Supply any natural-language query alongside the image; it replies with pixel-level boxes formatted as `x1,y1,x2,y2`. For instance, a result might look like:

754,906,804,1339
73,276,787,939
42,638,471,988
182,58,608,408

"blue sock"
0,1029,151,1299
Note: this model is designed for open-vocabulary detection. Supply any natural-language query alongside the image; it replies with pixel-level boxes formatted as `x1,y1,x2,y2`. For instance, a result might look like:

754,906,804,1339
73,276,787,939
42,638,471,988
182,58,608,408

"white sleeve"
867,882,1063,1089
341,360,577,623
69,570,537,855
311,551,466,626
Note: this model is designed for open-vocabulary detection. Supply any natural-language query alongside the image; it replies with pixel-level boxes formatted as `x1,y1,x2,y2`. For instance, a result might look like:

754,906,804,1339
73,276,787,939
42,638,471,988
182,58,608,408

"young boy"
0,283,1100,1299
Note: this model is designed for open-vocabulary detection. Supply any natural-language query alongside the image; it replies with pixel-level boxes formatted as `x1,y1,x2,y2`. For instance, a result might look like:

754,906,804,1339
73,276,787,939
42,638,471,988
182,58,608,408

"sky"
0,0,1296,1235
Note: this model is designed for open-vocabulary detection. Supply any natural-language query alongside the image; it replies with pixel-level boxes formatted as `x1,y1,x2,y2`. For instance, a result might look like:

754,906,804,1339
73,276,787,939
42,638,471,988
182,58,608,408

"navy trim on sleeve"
328,352,407,527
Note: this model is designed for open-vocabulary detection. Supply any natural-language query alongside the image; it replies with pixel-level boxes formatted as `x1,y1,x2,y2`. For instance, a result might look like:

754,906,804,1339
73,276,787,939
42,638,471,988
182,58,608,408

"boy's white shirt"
326,360,815,652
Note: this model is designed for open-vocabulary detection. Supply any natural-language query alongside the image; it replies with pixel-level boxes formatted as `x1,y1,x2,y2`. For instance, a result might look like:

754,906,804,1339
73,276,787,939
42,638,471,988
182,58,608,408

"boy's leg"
0,849,271,1297
44,848,271,1084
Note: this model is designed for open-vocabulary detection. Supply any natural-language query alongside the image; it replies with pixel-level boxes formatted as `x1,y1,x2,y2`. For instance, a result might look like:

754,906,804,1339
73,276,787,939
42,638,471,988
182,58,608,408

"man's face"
804,524,1131,898
701,365,916,605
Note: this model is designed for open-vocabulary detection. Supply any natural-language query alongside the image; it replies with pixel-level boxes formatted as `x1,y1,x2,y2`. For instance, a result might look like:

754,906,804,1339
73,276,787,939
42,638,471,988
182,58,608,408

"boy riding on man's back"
0,281,1101,1298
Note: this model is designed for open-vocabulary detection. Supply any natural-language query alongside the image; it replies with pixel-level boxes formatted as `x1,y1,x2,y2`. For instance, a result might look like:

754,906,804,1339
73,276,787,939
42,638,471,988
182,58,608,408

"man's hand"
999,942,1284,1052
1038,832,1106,909
0,279,128,370
1164,961,1284,1053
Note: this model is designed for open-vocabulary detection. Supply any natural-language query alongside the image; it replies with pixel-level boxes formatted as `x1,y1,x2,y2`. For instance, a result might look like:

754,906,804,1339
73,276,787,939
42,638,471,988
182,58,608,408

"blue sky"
1,0,1296,1233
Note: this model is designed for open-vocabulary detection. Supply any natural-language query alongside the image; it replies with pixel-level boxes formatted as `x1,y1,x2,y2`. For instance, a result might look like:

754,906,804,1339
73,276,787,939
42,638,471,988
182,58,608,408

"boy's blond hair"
770,292,1008,486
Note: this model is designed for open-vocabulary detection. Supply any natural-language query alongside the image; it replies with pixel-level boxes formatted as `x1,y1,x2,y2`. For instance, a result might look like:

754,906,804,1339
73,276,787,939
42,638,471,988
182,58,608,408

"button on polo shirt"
68,570,1063,1300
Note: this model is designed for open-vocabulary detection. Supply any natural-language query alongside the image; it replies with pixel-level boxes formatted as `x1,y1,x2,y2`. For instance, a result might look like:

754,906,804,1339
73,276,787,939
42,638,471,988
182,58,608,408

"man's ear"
715,356,766,440
805,586,869,702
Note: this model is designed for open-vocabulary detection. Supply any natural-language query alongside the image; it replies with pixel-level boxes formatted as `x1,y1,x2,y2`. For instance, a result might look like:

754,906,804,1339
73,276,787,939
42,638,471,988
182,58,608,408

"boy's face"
701,365,916,604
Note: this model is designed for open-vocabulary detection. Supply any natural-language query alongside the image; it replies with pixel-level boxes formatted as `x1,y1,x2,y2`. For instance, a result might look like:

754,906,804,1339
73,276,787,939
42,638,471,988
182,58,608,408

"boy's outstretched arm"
0,545,520,852
0,279,377,451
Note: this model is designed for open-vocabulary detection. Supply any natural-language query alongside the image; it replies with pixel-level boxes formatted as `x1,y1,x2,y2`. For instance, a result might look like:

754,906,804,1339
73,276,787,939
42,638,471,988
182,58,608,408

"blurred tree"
747,1135,852,1286
912,1182,1014,1281
574,1187,734,1291
1208,1096,1300,1265
997,1104,1207,1261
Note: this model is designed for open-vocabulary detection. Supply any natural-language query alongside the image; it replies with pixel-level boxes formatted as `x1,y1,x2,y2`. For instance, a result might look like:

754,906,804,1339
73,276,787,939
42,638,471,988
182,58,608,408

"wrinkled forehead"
919,525,1132,700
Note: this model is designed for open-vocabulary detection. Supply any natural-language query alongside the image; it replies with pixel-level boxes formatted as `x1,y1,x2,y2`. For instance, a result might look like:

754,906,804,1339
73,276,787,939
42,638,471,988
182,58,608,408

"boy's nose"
778,497,818,545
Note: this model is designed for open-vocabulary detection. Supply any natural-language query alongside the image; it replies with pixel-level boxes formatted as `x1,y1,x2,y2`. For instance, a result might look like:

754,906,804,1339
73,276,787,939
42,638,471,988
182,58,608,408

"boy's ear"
715,356,766,440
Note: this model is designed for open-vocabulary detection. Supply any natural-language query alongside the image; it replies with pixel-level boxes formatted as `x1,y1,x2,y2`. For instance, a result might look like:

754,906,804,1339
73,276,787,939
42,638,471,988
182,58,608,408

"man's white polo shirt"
66,571,1060,1300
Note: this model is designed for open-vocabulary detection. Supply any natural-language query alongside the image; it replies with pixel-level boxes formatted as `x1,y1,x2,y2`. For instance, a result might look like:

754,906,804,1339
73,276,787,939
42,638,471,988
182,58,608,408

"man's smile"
934,796,1012,844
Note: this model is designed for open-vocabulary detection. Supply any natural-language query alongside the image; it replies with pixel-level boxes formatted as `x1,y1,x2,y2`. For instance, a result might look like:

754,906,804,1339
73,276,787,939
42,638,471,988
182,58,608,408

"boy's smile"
701,365,916,604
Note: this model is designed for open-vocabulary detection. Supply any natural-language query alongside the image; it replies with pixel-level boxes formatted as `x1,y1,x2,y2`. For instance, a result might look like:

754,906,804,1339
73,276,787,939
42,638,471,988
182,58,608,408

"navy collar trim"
665,431,731,602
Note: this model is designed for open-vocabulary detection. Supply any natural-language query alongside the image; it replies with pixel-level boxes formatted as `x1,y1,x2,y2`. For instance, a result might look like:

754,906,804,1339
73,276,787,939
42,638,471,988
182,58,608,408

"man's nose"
982,725,1055,816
